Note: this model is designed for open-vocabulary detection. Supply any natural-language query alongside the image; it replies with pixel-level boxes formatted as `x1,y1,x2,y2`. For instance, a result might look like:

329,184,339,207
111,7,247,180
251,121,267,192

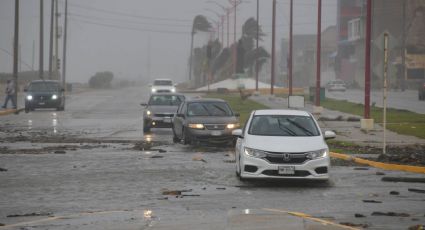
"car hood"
244,135,327,153
186,116,238,124
147,105,179,114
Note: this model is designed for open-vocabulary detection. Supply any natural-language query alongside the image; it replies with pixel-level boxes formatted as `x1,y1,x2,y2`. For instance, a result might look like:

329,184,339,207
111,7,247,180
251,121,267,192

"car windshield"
148,95,184,106
27,82,60,92
153,80,172,86
248,115,320,136
187,102,233,116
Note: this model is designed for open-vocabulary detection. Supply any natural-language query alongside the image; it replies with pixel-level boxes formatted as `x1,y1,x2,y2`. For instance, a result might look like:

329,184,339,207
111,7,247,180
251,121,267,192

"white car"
150,79,176,93
232,109,335,181
326,80,347,92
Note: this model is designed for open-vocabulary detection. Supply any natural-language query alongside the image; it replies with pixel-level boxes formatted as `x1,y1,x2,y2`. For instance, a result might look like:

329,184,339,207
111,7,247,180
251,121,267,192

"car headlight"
244,147,267,158
188,123,204,129
226,123,240,129
26,95,33,100
146,110,151,116
171,88,176,93
52,94,58,100
306,149,328,159
151,88,157,93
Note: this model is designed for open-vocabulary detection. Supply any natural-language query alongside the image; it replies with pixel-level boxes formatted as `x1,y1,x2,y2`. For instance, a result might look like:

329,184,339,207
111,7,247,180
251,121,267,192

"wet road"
1,87,425,230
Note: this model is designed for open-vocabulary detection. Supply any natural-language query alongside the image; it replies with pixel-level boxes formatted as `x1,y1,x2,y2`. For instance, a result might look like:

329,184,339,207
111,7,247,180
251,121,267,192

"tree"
88,71,114,89
189,15,211,83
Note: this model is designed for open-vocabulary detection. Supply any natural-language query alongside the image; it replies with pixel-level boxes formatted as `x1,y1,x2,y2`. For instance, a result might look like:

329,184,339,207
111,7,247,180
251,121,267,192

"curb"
330,152,425,174
0,109,17,116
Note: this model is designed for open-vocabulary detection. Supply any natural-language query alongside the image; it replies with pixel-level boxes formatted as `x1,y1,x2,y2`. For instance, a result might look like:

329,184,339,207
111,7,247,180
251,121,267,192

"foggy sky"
0,0,336,83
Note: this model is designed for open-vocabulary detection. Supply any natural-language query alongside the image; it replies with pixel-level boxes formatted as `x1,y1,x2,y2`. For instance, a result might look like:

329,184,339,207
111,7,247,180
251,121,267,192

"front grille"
156,90,171,93
262,170,311,177
154,113,173,117
264,152,309,164
204,124,226,130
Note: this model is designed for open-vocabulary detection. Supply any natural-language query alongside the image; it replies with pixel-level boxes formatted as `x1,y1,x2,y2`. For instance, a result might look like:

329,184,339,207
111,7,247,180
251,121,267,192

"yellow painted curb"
330,152,425,174
263,208,360,230
0,109,17,116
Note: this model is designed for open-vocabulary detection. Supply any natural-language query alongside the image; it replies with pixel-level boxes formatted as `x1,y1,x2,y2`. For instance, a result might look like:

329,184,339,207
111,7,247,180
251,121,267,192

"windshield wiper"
212,104,228,115
200,104,212,116
277,119,297,136
287,119,314,136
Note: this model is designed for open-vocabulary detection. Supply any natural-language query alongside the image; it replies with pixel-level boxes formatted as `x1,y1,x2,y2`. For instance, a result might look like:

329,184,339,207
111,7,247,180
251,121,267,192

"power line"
0,47,33,70
69,18,191,35
65,2,192,23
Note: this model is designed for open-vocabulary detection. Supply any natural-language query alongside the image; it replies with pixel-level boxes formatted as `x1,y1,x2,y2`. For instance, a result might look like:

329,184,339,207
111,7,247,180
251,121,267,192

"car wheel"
172,127,180,143
143,120,151,133
24,106,30,113
236,155,245,181
182,128,191,145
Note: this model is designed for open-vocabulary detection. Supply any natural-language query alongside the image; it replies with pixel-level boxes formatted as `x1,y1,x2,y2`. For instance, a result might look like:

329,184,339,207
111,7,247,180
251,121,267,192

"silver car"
172,98,240,145
141,93,185,132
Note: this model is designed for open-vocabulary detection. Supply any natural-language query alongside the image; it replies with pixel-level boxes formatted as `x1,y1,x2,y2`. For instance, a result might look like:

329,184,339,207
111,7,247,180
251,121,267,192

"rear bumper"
145,117,173,128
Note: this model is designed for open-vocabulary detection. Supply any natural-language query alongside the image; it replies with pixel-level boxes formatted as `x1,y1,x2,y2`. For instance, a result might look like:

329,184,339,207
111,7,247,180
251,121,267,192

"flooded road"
1,87,424,230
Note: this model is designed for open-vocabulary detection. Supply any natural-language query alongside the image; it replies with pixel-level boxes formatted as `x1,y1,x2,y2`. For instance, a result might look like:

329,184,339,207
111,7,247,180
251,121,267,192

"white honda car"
232,109,335,181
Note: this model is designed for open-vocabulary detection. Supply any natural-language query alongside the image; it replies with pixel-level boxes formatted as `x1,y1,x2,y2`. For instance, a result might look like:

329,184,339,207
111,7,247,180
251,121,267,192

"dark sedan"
172,98,240,145
141,93,185,132
24,80,65,112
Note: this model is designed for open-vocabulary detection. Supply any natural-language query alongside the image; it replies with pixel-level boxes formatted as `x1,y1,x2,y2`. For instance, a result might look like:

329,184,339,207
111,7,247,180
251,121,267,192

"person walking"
2,80,16,109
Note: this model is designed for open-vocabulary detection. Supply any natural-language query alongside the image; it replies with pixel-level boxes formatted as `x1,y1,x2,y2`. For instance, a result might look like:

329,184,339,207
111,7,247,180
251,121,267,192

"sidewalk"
249,94,425,147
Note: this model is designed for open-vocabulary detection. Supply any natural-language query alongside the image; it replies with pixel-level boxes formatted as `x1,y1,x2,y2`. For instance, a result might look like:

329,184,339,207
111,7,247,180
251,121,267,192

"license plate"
163,117,172,123
211,131,222,136
278,166,295,175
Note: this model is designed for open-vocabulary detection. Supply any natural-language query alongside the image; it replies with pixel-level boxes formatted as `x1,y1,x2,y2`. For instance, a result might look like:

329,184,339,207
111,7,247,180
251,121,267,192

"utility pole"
255,0,259,91
54,0,59,79
32,40,35,70
364,0,372,119
271,0,276,95
401,1,406,91
221,15,224,45
233,0,237,75
39,0,44,79
227,9,229,48
315,0,322,106
13,0,19,109
288,0,293,96
62,0,68,90
49,0,54,79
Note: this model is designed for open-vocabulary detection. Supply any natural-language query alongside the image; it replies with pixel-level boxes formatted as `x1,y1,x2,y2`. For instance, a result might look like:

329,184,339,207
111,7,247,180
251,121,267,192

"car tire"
143,120,151,133
24,106,30,113
172,128,180,143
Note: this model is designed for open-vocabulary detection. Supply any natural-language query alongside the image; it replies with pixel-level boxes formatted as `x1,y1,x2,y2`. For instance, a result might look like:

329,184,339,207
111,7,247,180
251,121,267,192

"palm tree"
189,15,211,83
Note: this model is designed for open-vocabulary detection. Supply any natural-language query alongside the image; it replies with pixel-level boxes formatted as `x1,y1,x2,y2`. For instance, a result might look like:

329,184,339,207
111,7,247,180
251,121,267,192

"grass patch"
322,98,425,139
205,93,269,126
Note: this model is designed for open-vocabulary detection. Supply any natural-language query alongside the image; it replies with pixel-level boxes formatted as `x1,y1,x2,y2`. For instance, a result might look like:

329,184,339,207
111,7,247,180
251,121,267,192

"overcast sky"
0,0,336,83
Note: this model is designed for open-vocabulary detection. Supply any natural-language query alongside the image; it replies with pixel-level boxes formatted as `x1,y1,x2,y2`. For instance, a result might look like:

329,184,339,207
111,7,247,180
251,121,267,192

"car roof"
149,93,184,97
253,109,311,117
185,98,226,103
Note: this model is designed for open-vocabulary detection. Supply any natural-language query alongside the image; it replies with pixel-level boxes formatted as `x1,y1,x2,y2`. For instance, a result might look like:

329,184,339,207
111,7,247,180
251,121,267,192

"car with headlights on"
232,109,335,181
326,80,346,92
24,80,65,112
172,98,240,145
150,79,176,94
141,93,185,132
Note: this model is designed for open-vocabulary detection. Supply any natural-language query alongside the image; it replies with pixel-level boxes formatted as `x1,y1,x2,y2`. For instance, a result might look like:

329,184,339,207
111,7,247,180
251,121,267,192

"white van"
150,79,176,93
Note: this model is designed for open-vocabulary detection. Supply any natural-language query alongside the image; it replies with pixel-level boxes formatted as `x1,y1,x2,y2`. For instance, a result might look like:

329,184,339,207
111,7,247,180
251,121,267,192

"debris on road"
0,167,7,172
354,213,366,218
363,200,383,203
389,191,400,195
371,212,410,217
382,177,425,183
0,223,4,226
339,222,369,228
376,172,386,175
161,189,193,196
192,154,207,163
216,187,226,190
7,212,53,218
354,167,369,170
54,150,66,154
408,188,425,194
150,155,164,159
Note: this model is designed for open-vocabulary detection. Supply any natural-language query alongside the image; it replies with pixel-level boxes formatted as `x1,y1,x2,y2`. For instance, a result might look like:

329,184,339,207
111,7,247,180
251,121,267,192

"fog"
0,0,336,84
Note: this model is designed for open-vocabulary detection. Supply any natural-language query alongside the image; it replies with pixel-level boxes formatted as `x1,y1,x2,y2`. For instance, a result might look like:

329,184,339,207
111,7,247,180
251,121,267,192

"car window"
248,115,320,136
153,80,173,86
28,82,59,92
187,102,233,117
148,95,183,106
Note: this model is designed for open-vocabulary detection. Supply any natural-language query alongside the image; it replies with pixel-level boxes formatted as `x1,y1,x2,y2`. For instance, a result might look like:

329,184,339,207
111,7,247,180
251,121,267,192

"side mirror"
324,130,336,140
234,113,240,117
176,113,185,118
232,129,243,138
140,103,148,107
